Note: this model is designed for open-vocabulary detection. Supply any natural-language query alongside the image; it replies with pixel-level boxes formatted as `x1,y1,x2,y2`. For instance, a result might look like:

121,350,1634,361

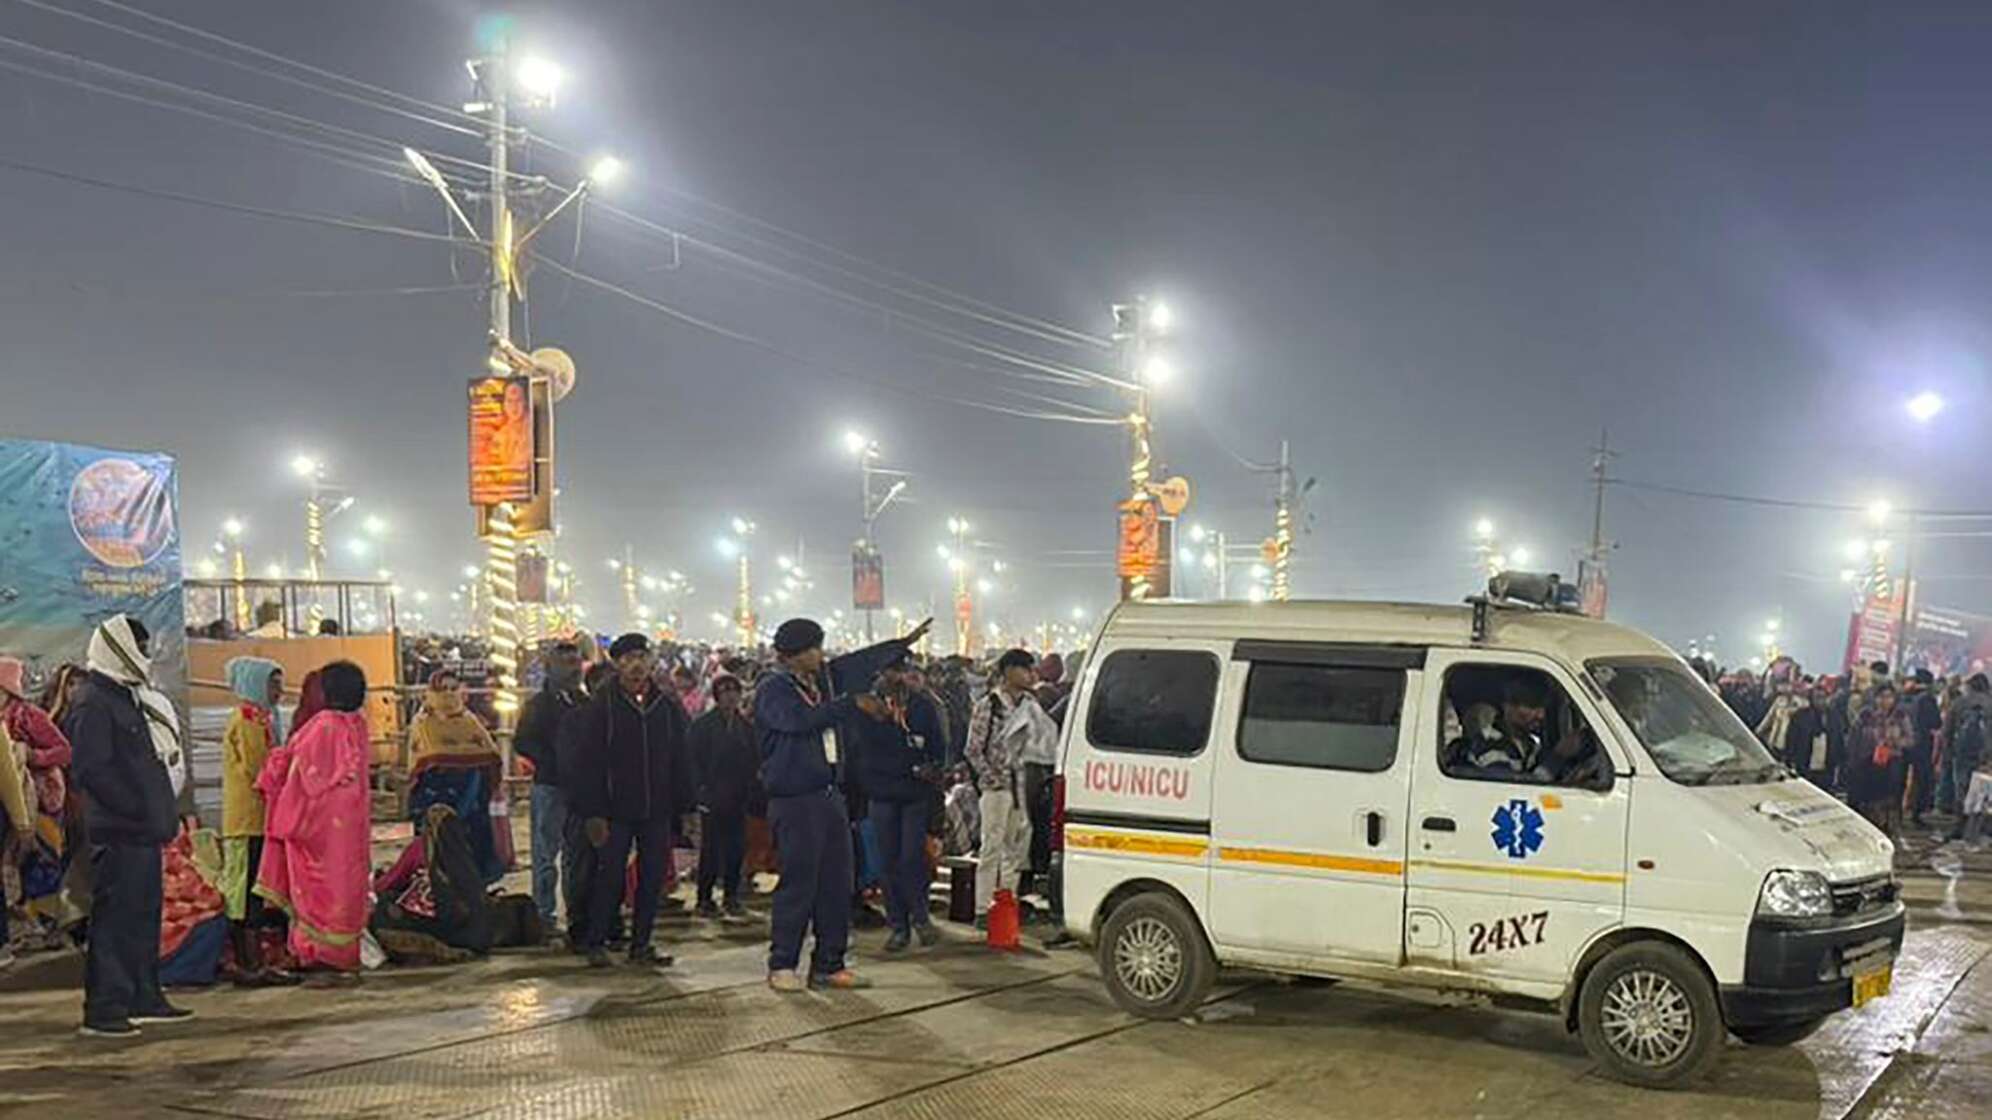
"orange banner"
468,376,534,505
1117,498,1160,580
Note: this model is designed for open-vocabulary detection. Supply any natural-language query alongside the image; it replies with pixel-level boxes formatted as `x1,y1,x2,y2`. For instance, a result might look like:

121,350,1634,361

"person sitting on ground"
370,804,493,964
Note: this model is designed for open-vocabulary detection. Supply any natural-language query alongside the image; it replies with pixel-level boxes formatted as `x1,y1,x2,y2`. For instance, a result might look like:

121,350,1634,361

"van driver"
1448,676,1595,784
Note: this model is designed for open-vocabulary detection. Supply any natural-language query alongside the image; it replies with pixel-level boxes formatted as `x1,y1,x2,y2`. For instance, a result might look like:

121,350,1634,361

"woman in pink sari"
255,661,371,972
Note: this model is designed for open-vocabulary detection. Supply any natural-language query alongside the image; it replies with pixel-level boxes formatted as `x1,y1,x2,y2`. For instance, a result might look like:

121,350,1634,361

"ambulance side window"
1086,649,1220,756
1439,663,1605,788
1237,662,1404,772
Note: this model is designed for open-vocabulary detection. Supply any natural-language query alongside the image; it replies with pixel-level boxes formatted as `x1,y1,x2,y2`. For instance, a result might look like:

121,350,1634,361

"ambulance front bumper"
1719,901,1905,1027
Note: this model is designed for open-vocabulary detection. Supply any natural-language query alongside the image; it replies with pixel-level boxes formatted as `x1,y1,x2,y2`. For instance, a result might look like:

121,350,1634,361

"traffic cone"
986,888,1021,950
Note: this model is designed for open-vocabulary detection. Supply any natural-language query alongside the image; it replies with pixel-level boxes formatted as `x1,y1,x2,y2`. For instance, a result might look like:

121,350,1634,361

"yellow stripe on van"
1065,828,1209,860
1410,858,1626,885
1217,846,1403,877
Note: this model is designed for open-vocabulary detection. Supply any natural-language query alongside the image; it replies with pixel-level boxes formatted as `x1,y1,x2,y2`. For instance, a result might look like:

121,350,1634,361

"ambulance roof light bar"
1470,570,1582,642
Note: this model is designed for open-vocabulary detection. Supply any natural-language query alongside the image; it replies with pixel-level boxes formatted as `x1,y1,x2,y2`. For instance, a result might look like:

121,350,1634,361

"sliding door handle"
1421,816,1456,832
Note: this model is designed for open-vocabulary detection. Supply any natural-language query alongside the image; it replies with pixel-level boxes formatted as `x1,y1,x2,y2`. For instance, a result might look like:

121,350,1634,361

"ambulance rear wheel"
1099,892,1214,1020
1577,942,1724,1089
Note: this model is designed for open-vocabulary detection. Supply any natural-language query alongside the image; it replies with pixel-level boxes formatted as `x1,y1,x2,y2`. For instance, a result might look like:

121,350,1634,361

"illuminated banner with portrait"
0,439,185,706
467,375,534,505
852,545,885,611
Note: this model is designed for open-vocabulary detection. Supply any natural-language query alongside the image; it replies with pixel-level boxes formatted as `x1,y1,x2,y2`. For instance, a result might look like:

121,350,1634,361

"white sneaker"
767,969,806,993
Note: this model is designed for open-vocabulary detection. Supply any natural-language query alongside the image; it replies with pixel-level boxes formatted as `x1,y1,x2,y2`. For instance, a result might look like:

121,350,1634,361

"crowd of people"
1701,656,1992,843
12,602,1990,1038
1,609,1087,1037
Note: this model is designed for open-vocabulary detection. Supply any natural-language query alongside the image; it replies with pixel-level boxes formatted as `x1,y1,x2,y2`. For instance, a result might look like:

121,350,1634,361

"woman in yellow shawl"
406,670,505,885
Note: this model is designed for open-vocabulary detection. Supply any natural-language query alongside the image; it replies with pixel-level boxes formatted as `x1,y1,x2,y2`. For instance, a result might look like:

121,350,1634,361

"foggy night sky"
4,0,1989,667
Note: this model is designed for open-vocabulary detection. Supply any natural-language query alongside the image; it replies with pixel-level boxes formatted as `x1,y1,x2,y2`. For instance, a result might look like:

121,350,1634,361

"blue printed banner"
0,438,185,706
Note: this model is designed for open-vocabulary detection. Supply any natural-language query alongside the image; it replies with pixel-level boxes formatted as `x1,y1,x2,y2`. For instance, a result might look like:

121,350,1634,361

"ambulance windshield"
1588,659,1784,785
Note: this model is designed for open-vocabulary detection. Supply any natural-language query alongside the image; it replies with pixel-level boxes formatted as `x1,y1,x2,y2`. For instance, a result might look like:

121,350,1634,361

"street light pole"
1271,440,1294,602
1112,296,1166,602
220,518,250,631
946,517,973,656
728,519,758,648
847,431,908,644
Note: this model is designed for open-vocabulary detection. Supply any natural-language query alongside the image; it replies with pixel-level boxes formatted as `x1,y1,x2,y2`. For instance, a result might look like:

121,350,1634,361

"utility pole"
1588,431,1610,563
1112,296,1168,601
1215,531,1230,600
1580,430,1617,618
1271,440,1294,602
460,40,529,712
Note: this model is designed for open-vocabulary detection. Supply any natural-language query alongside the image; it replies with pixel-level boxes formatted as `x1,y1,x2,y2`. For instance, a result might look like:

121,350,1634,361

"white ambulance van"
1054,578,1903,1088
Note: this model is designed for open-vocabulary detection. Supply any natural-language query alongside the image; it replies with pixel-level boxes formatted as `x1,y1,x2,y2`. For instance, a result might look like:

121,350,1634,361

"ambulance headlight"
1757,869,1832,918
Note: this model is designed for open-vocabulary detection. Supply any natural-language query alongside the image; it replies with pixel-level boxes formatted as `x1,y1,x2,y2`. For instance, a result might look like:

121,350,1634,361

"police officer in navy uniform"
756,616,931,992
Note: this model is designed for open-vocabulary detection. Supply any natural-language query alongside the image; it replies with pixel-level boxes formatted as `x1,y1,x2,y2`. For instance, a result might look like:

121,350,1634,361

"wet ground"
2,828,1988,1120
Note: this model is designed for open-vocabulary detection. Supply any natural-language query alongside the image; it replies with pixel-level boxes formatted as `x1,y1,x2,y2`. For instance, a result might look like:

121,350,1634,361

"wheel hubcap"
1113,916,1183,1003
1600,968,1696,1067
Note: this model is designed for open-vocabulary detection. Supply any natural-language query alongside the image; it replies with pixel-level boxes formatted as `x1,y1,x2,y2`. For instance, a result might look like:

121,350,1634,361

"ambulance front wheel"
1577,941,1725,1089
1098,891,1216,1020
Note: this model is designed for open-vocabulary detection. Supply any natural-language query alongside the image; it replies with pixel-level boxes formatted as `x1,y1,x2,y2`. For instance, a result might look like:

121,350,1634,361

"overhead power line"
586,200,1133,392
588,196,1113,352
13,0,483,138
531,252,1122,427
1609,478,1992,521
8,4,1133,423
0,155,459,244
0,33,502,187
71,0,485,128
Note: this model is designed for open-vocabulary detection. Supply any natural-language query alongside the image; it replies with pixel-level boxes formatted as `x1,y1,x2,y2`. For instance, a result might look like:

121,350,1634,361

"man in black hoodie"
566,633,694,969
64,616,186,1037
688,674,759,918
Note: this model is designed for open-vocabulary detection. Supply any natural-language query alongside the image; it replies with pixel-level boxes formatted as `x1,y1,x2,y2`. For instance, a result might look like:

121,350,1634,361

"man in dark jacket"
565,633,695,969
1943,674,1992,837
688,674,759,918
1908,669,1943,827
515,641,583,937
850,652,946,951
64,616,186,1037
756,616,930,992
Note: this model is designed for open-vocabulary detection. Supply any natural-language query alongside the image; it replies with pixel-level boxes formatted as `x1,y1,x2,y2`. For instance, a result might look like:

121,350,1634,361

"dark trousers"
585,817,673,952
767,789,852,976
696,810,746,904
872,797,932,933
84,842,167,1025
560,811,599,944
1908,746,1937,816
